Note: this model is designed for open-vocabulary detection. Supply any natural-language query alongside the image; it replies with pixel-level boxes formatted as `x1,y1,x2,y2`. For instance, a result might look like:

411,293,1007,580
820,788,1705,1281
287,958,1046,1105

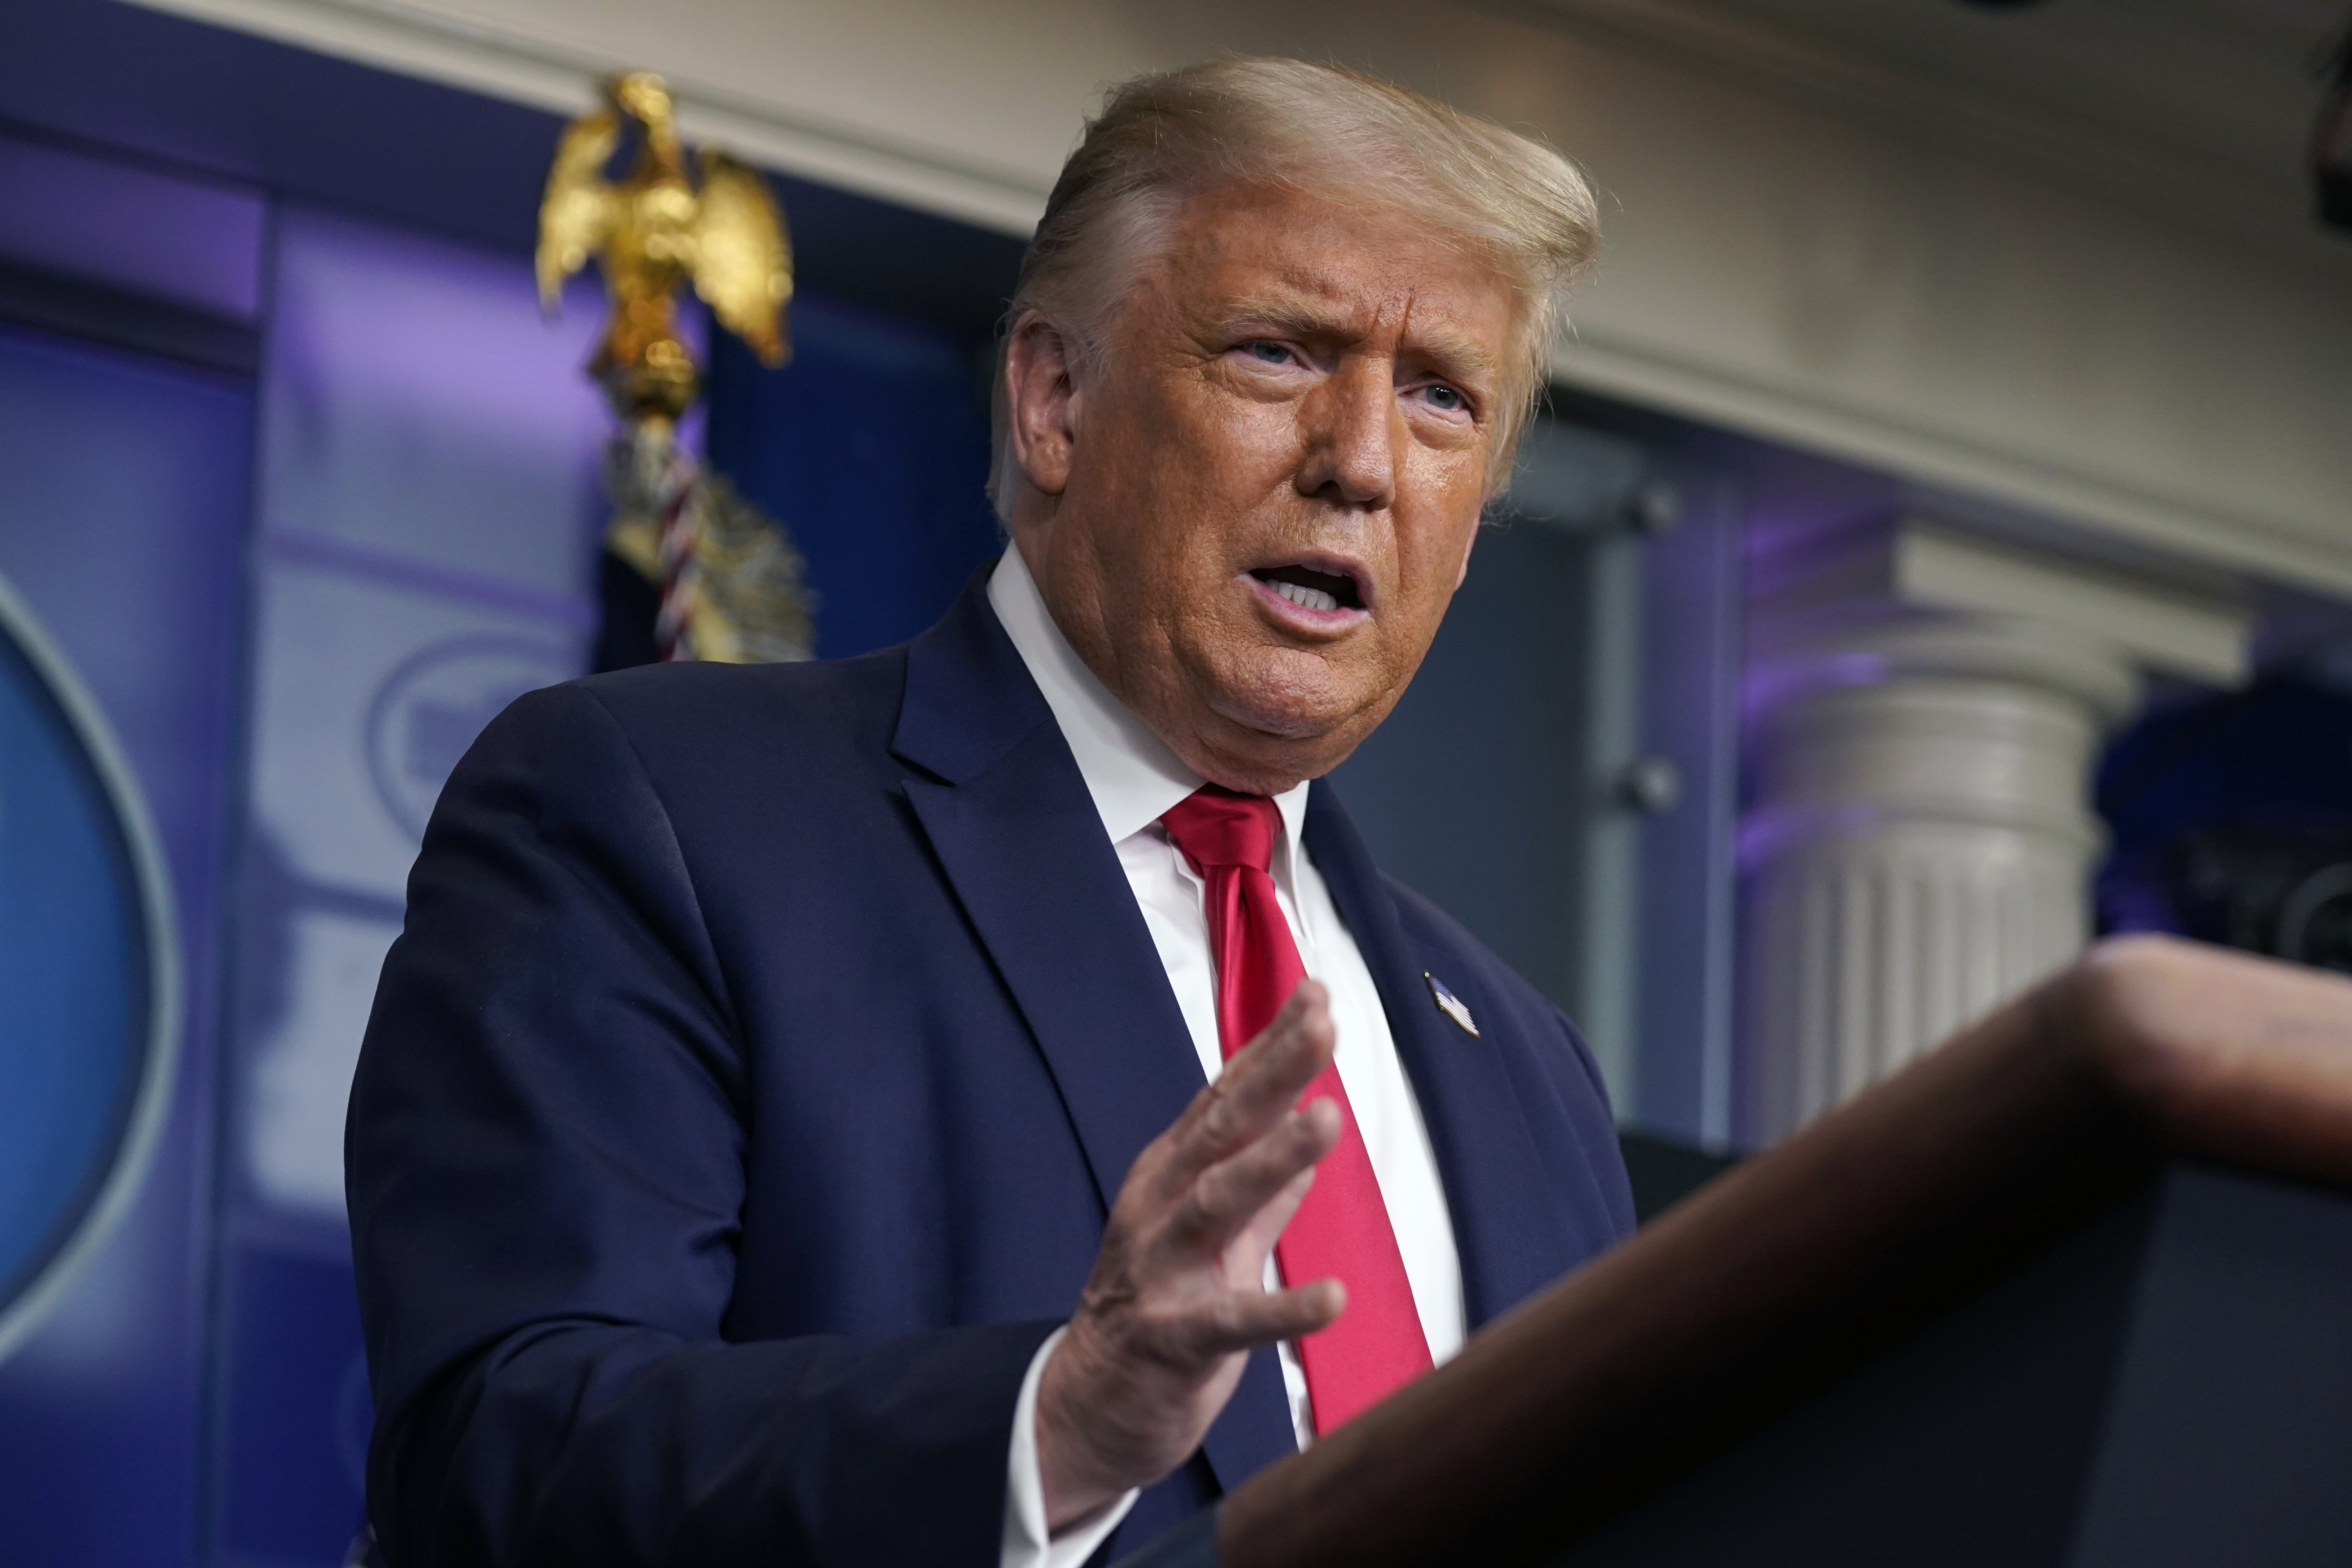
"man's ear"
1005,311,1083,498
1454,519,1480,590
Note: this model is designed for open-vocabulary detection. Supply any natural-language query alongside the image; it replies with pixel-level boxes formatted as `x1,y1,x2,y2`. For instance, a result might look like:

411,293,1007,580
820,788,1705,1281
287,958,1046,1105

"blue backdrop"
706,296,1004,659
0,610,153,1313
0,322,251,1566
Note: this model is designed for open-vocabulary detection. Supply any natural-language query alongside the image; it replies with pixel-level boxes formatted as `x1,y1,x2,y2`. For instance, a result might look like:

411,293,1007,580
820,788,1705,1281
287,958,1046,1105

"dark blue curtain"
705,291,1004,660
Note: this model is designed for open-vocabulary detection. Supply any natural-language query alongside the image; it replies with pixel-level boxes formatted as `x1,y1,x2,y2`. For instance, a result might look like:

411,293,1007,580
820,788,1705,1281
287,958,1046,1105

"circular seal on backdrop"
0,573,178,1365
364,634,580,842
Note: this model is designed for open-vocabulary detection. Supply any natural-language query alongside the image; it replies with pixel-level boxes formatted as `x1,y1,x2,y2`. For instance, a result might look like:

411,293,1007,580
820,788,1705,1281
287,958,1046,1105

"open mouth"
1248,563,1364,614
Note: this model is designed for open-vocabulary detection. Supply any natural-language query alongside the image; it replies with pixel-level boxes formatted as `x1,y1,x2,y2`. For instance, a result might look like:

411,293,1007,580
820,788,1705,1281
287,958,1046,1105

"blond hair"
989,57,1600,517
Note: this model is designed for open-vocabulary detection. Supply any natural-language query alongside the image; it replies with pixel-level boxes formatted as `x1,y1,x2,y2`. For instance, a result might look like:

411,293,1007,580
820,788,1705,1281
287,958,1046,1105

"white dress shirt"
989,543,1464,1568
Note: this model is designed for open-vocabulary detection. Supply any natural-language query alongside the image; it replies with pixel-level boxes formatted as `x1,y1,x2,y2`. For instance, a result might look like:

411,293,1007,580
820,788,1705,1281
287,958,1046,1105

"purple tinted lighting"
0,133,265,319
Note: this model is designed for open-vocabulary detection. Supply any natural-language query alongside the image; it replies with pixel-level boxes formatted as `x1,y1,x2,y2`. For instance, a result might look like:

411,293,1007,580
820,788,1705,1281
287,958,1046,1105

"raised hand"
1035,980,1347,1530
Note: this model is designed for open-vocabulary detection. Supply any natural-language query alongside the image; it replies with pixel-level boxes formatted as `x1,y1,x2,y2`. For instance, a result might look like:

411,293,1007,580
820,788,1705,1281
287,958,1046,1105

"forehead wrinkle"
1203,245,1399,332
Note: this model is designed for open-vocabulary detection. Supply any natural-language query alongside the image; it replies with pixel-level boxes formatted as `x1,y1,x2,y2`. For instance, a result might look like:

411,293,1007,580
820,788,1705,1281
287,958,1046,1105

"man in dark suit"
348,57,1632,1568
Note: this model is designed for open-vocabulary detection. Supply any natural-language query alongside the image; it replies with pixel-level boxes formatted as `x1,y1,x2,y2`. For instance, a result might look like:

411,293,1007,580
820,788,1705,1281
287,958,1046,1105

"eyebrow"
1220,294,1502,385
1408,327,1502,385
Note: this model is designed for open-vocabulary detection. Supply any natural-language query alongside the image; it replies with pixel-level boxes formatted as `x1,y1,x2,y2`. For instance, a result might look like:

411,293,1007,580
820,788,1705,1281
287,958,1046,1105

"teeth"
1273,581,1340,613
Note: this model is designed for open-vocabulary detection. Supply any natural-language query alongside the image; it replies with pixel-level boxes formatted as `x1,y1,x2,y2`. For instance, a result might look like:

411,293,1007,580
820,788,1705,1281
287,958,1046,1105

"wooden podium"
1122,936,2352,1568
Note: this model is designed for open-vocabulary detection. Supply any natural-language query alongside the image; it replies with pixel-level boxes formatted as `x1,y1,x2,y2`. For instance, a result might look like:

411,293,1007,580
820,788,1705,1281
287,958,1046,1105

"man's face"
1004,183,1515,794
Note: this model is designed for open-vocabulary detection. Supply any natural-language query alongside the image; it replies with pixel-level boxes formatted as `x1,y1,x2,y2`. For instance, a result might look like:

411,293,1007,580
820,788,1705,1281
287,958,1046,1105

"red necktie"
1158,787,1432,1434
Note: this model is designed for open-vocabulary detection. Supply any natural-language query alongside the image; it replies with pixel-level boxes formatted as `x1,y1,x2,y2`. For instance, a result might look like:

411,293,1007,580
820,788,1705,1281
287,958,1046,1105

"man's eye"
1423,383,1466,413
1241,340,1293,365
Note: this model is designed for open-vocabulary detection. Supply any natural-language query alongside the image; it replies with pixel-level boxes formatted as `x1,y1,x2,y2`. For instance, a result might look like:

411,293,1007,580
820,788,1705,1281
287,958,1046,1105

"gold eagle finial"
536,71,793,424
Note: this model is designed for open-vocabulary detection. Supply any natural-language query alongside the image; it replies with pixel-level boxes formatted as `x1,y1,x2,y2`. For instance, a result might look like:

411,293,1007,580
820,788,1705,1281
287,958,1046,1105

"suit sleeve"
346,680,1055,1568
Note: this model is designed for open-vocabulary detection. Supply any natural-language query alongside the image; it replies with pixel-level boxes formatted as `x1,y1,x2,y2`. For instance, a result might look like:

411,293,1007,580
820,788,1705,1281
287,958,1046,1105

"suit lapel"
1303,780,1583,1329
893,576,1298,1489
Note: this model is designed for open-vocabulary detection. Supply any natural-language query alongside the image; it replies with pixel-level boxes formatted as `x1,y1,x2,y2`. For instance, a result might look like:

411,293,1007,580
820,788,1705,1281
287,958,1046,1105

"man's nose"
1294,360,1398,510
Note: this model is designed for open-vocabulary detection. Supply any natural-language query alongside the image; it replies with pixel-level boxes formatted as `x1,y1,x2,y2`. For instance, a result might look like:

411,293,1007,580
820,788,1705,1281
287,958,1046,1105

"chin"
1207,657,1377,748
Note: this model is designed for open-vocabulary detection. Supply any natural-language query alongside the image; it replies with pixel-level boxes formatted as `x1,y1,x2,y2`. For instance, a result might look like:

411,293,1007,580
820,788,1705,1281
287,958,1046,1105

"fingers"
1225,979,1338,1106
1156,981,1336,1194
1171,1277,1348,1362
1166,1097,1341,1259
1227,1140,1323,1262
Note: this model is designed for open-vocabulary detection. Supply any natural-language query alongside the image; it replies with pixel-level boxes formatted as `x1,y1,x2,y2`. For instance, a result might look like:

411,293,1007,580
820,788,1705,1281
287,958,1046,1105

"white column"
1737,524,2250,1146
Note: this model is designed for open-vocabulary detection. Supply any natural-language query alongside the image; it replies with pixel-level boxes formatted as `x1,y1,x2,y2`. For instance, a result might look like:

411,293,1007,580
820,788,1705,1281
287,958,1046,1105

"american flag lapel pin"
1425,972,1479,1037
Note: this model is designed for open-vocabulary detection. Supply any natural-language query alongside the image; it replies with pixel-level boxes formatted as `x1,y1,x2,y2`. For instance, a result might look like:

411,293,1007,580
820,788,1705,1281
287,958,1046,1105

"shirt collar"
986,543,1312,863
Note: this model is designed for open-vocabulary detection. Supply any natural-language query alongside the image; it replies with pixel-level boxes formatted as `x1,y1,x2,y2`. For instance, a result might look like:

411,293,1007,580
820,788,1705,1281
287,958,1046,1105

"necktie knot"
1159,787,1279,876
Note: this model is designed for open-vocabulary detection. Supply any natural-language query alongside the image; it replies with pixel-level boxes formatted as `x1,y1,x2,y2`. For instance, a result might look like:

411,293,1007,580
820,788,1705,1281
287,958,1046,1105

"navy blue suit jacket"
348,575,1635,1567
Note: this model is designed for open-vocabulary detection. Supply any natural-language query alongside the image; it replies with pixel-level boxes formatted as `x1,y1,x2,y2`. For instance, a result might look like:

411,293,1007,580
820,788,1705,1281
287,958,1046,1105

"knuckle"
1172,1182,1223,1243
1195,1079,1243,1141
